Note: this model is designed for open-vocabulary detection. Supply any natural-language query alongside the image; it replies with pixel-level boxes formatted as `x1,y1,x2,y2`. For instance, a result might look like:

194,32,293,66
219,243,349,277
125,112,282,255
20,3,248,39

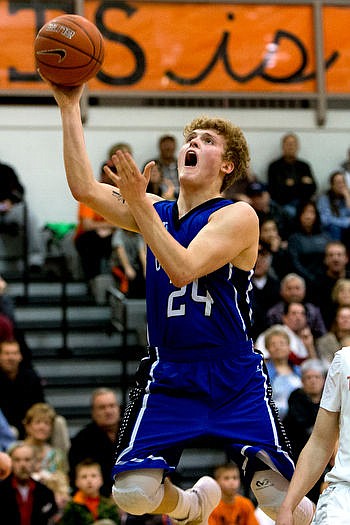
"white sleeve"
320,351,342,412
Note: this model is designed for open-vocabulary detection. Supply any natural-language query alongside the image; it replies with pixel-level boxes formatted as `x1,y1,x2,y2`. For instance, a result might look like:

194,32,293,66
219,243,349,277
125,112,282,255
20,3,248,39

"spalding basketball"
34,14,104,86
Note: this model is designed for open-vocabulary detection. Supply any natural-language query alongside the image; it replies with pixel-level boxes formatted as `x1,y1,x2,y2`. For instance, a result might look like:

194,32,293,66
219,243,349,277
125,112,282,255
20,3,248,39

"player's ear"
221,160,234,174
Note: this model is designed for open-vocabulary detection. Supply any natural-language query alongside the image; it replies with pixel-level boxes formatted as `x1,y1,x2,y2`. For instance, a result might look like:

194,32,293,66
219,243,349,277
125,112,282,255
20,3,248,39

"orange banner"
0,1,349,94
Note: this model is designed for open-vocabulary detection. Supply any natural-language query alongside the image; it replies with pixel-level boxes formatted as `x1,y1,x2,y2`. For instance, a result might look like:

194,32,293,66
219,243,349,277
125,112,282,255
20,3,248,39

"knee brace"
112,469,164,515
251,469,314,524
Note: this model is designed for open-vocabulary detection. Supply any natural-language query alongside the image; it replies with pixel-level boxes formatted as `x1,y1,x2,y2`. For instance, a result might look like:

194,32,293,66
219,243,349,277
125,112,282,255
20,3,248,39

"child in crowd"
209,462,259,525
58,458,120,525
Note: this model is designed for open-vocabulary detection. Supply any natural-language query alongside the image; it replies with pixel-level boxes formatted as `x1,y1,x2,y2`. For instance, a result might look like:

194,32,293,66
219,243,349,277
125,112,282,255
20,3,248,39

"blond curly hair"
183,115,250,192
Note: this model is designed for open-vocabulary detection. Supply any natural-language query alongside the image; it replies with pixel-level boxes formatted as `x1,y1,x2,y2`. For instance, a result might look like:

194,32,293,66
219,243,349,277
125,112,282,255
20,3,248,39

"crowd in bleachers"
0,129,350,523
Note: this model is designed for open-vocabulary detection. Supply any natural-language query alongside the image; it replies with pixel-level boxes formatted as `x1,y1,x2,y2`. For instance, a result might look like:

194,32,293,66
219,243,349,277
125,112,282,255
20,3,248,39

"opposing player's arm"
276,407,339,525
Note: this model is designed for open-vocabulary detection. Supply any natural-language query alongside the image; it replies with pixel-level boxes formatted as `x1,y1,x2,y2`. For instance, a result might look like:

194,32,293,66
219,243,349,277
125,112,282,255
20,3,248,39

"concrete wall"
1,104,349,227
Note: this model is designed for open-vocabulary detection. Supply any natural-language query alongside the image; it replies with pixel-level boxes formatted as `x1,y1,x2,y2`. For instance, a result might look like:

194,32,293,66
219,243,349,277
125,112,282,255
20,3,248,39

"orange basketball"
34,14,104,86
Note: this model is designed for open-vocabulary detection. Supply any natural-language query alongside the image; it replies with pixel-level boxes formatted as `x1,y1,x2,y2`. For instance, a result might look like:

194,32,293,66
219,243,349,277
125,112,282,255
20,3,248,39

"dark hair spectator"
287,201,331,289
0,339,45,438
68,388,120,497
317,170,350,243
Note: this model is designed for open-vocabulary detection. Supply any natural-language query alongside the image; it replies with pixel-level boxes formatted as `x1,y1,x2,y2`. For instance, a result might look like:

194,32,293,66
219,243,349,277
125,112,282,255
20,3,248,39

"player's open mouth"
185,150,197,167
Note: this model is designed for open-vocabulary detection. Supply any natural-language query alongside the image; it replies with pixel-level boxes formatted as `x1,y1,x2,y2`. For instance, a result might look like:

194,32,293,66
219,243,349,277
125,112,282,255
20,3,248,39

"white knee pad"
112,469,164,515
251,470,314,524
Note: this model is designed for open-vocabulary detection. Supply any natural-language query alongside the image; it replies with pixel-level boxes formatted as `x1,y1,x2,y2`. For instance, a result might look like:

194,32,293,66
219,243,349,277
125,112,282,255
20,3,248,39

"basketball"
34,14,104,86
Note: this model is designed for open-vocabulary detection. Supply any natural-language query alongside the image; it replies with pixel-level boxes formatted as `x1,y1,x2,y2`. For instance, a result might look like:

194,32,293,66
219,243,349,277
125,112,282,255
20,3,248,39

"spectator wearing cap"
246,180,292,240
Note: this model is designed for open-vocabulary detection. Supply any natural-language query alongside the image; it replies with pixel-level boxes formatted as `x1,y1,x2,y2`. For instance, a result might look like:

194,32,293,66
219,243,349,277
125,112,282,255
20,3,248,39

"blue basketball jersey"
146,198,255,354
113,197,295,483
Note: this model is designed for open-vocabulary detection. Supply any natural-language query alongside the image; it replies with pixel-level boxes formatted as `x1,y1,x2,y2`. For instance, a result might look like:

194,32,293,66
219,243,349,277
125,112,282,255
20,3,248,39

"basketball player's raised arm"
47,81,151,232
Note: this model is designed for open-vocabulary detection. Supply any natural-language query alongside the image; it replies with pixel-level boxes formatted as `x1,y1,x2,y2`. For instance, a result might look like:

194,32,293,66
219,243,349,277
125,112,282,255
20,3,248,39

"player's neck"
177,189,221,218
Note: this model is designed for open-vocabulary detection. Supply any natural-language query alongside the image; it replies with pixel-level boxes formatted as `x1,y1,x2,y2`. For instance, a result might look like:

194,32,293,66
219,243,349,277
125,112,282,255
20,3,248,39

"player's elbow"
70,181,96,205
168,269,193,289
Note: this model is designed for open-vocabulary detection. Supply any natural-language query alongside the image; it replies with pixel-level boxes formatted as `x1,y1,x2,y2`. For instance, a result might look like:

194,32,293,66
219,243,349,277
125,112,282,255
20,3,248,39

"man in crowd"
68,387,120,496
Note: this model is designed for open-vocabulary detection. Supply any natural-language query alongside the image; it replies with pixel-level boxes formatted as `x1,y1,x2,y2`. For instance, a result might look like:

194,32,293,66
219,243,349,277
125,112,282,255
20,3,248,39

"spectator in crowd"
111,228,146,298
255,303,309,363
251,242,281,340
0,309,14,342
0,407,16,451
209,462,259,525
0,158,45,271
245,181,291,240
0,274,16,321
0,339,44,438
266,273,326,340
145,160,176,200
283,359,326,504
267,133,317,218
23,402,68,484
221,166,256,203
298,325,318,362
0,273,32,366
264,325,302,421
108,142,133,160
317,170,350,243
0,441,58,524
58,458,120,525
323,277,350,332
316,305,350,367
259,217,291,279
287,201,331,289
340,145,350,186
314,240,350,326
68,388,120,497
143,134,179,196
74,162,116,291
43,471,71,523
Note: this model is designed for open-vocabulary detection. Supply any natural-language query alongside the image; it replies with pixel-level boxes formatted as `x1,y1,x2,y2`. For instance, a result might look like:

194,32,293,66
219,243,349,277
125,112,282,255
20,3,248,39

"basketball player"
276,346,350,525
45,79,314,525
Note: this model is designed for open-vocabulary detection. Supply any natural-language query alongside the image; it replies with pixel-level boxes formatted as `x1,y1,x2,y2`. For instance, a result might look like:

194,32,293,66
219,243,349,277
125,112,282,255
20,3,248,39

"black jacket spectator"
0,474,57,525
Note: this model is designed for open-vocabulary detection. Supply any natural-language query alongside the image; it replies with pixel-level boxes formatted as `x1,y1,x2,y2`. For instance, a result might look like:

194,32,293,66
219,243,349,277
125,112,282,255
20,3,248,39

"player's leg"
113,468,221,525
251,469,315,524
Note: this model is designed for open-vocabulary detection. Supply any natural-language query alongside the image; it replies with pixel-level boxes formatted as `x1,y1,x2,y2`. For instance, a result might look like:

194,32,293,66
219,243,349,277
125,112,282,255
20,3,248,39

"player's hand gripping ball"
0,452,12,480
34,14,104,86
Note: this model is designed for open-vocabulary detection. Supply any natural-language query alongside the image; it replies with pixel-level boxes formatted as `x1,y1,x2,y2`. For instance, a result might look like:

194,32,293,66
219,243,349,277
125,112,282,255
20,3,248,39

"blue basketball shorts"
112,345,295,482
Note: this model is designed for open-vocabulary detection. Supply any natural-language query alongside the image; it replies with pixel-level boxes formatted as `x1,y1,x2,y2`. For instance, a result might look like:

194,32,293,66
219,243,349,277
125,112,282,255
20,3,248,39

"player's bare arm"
45,79,160,232
276,407,339,525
